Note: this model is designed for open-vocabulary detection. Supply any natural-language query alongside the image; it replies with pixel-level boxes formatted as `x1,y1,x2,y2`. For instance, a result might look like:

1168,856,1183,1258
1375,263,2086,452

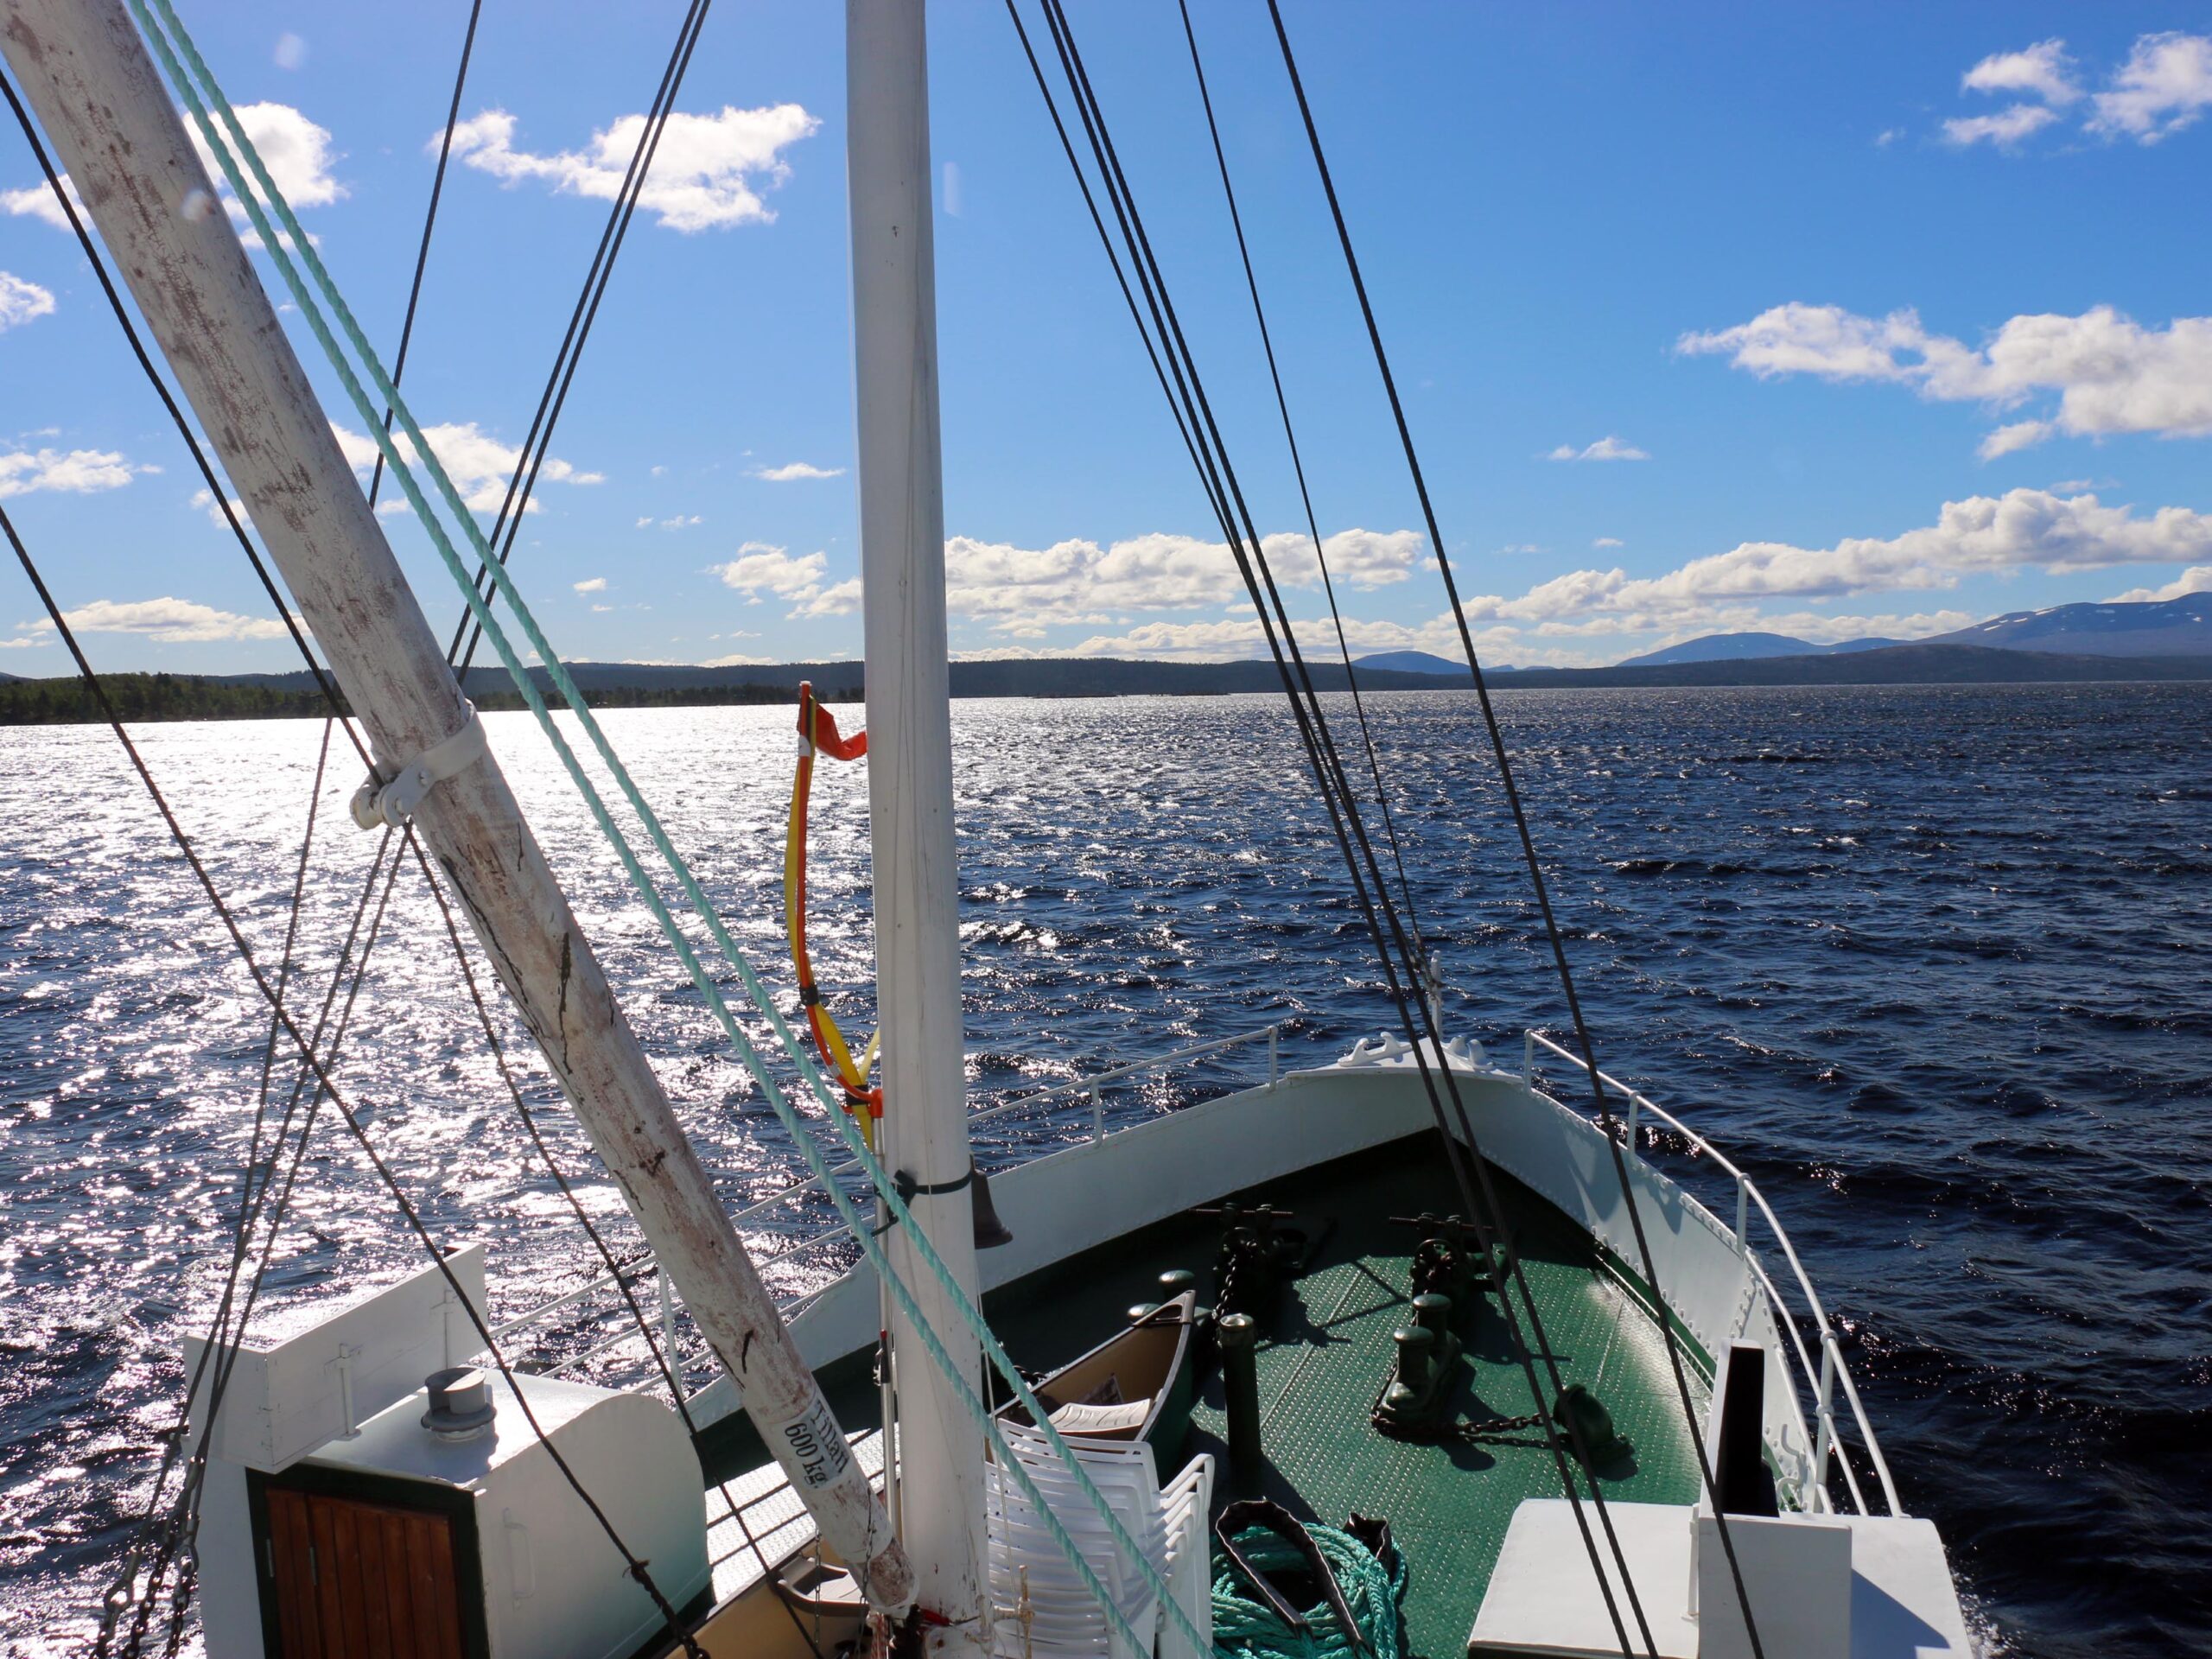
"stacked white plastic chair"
985,1422,1214,1659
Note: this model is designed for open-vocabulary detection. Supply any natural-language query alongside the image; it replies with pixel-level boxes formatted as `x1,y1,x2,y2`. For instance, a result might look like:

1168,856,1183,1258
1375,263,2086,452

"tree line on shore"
0,672,853,725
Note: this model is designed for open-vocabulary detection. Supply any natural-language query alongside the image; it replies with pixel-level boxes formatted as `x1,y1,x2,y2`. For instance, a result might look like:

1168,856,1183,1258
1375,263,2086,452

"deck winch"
1390,1212,1512,1332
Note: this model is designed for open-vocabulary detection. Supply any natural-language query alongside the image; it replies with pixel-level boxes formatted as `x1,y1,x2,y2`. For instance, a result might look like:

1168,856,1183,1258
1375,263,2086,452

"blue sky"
3,3,2209,673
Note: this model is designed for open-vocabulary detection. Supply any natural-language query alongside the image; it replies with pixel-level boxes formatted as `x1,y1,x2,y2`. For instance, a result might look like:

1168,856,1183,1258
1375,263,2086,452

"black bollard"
1219,1312,1262,1491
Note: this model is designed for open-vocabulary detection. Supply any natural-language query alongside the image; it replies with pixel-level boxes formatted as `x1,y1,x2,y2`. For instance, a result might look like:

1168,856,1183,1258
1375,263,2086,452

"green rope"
1211,1527,1406,1659
125,3,1209,1652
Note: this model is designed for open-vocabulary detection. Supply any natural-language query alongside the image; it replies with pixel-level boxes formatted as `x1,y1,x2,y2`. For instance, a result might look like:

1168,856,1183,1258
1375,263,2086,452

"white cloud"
1943,104,2060,148
445,104,818,232
2089,32,2212,143
32,596,289,643
2106,564,2212,603
700,652,775,667
1592,537,1624,549
1546,435,1649,462
189,486,245,527
790,577,862,618
751,461,844,481
1962,41,2081,105
1930,33,2212,151
274,32,308,71
0,272,55,332
1680,302,2212,450
1051,612,1528,665
1453,492,2212,634
573,576,607,594
0,447,155,499
10,103,348,244
637,513,702,530
330,420,601,512
1,175,84,230
1977,420,2054,460
712,543,829,604
193,101,345,219
941,527,1420,632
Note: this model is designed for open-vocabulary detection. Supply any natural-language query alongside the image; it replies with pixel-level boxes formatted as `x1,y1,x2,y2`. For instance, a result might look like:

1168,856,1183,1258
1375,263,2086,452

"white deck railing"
1522,1029,1903,1516
486,1019,1901,1519
489,1023,1285,1401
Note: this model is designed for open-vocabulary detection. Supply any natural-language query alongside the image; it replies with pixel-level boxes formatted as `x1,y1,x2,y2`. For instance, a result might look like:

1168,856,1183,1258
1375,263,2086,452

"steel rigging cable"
1007,8,1659,1651
1171,0,1431,974
3,502,709,1659
448,0,715,678
8,16,742,1649
1259,6,1769,1652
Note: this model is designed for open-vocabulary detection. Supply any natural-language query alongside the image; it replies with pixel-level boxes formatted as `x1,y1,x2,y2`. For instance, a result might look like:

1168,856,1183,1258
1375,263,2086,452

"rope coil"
1211,1525,1404,1659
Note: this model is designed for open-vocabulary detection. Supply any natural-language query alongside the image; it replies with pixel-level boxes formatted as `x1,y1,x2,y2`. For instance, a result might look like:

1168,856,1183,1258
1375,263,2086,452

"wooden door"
264,1485,467,1659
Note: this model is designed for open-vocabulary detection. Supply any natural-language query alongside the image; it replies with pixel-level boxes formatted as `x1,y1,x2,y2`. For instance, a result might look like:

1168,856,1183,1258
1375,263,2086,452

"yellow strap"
783,709,880,1134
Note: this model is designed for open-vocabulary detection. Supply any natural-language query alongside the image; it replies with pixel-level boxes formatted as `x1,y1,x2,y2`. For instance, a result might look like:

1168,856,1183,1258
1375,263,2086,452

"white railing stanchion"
1522,1029,1534,1086
1813,1330,1838,1512
1267,1023,1279,1086
1626,1090,1639,1152
1089,1083,1104,1143
1521,1025,1903,1517
659,1268,683,1402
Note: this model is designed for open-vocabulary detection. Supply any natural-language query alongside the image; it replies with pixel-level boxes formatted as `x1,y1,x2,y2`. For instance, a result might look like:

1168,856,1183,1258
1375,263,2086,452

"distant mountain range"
1616,594,2210,668
1921,593,2212,657
6,595,2208,719
1619,631,1902,667
1352,650,1492,678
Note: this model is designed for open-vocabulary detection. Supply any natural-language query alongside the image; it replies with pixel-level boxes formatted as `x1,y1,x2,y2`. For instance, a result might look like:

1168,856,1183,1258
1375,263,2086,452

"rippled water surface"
2,686,2207,1657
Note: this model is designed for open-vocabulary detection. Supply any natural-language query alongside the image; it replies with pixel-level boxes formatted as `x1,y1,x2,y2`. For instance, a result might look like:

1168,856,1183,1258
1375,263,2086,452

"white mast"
846,0,988,1650
0,0,918,1616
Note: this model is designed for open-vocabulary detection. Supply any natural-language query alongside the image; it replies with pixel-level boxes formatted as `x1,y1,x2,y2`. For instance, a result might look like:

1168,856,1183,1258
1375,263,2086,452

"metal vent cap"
421,1366,496,1441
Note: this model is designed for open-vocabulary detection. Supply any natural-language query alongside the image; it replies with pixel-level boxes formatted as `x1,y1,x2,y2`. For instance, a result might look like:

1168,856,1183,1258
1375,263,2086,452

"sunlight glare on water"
2,685,2207,1659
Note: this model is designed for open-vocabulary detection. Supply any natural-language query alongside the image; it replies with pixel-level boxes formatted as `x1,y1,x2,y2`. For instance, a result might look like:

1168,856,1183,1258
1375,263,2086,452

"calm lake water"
2,684,2206,1657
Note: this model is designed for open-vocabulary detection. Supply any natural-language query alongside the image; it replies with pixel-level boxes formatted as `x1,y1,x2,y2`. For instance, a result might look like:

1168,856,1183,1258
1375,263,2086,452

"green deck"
710,1133,1710,1659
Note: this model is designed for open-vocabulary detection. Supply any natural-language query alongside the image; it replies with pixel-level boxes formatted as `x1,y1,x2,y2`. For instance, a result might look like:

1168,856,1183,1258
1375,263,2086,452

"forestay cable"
1011,4,1659,1649
1259,6,1764,1651
1172,0,1429,969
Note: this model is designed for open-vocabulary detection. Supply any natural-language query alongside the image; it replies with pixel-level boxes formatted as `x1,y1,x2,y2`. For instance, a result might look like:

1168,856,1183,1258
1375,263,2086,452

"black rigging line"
12,24,731,1646
366,0,485,511
0,67,369,777
1172,0,1428,966
447,0,714,678
134,842,411,1658
4,503,708,1659
407,835,830,1659
1011,8,1656,1649
1259,5,1768,1652
135,6,487,1631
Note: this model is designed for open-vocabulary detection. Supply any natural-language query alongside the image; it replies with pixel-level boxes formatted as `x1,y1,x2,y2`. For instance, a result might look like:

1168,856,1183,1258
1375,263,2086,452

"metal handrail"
497,1024,1287,1396
721,1024,1284,1233
969,1024,1281,1127
1525,1028,1903,1515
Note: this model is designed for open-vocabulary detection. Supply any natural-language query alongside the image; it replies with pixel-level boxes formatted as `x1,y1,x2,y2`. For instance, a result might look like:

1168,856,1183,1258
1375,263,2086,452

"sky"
3,3,2210,673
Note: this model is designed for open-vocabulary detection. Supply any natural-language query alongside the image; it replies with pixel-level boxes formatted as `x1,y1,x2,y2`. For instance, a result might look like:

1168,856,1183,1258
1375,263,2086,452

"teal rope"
1211,1527,1405,1659
126,4,1208,1652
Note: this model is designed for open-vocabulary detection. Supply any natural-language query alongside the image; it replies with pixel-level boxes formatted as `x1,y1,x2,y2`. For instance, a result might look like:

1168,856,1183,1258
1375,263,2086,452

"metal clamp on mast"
349,702,488,830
